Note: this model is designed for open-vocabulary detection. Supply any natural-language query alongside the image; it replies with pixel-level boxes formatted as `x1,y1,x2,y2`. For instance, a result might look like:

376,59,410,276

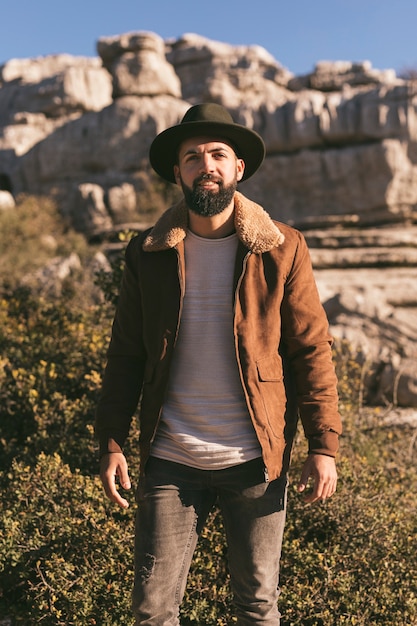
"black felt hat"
149,103,265,183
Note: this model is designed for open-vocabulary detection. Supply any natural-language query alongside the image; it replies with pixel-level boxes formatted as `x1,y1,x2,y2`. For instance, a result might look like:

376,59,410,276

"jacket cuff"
307,430,339,457
99,436,124,458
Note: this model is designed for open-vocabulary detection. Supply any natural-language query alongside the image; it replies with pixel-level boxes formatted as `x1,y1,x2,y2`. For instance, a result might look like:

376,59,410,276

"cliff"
0,31,416,410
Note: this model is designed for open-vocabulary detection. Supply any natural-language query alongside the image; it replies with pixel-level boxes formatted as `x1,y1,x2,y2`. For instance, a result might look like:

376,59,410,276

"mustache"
194,173,223,186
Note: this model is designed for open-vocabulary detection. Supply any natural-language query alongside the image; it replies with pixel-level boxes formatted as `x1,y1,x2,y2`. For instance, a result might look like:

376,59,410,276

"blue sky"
2,0,417,76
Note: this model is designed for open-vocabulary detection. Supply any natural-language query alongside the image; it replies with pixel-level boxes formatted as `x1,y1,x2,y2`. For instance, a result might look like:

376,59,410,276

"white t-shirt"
151,230,261,470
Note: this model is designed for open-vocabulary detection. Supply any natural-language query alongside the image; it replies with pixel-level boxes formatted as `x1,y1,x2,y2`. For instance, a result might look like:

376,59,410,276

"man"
95,103,342,625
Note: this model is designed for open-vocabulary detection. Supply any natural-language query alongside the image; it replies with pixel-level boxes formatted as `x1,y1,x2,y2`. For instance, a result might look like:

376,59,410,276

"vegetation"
0,197,416,625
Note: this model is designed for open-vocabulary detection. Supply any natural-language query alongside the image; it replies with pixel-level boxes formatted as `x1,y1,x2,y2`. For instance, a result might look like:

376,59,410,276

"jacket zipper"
233,251,270,483
173,246,185,347
149,247,185,446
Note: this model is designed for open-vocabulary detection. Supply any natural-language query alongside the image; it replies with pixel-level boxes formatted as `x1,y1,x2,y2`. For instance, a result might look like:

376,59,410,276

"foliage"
280,424,417,626
0,453,135,625
0,286,112,476
0,196,416,624
0,195,89,290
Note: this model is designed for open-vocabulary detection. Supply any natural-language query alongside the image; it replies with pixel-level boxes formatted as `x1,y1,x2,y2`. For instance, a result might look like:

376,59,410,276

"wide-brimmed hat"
149,103,265,183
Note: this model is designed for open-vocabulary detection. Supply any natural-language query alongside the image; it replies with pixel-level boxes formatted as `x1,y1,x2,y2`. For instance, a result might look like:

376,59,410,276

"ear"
236,158,245,182
173,165,181,185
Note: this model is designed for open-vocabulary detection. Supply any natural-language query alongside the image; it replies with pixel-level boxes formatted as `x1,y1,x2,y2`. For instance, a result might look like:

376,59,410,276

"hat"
149,103,266,183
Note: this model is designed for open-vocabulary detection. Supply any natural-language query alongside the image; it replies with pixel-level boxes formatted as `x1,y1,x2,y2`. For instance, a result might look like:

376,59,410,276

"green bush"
0,453,135,625
0,286,112,475
0,195,89,289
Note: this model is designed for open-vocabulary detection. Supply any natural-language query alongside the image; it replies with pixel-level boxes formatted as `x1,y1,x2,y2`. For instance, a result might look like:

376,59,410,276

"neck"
188,203,235,239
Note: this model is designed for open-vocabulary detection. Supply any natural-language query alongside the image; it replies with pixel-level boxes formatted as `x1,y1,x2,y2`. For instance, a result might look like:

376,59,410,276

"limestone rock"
0,190,15,211
97,32,181,98
0,54,112,180
316,268,417,407
1,54,102,84
241,139,417,225
106,183,137,222
97,32,164,66
21,252,82,297
288,60,402,92
69,183,113,235
0,55,112,122
376,359,417,407
166,33,292,109
15,95,189,194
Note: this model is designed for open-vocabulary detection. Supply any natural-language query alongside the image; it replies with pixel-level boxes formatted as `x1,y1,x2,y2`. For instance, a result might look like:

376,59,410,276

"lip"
197,178,220,188
199,181,218,187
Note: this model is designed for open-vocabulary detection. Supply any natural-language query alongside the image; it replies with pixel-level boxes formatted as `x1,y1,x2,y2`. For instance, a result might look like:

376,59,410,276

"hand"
297,454,338,504
99,452,131,509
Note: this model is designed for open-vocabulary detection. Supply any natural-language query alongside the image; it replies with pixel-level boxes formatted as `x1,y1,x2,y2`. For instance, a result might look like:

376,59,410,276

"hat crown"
181,103,234,125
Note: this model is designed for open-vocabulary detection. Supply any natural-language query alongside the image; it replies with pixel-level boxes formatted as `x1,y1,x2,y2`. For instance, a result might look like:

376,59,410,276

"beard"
180,174,237,217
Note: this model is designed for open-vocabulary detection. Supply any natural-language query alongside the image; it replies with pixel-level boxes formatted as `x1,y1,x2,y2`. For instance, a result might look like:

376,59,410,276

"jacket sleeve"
95,236,147,457
280,231,342,456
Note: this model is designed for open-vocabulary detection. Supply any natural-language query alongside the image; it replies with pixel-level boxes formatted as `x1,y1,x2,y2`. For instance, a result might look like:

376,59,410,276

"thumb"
297,462,312,493
117,462,131,490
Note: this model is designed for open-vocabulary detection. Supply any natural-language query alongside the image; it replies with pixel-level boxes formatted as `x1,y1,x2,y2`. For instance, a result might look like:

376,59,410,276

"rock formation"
0,31,416,411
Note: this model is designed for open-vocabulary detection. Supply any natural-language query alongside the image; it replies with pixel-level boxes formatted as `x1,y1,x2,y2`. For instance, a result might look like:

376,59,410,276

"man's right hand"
99,452,132,509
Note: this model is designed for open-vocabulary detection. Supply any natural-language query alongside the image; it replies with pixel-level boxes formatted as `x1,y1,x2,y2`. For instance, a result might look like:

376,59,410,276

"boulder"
106,182,137,222
97,32,181,98
21,252,82,297
0,190,15,211
69,183,113,235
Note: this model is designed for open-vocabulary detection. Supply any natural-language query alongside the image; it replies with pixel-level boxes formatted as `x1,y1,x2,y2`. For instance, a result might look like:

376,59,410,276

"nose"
200,152,215,173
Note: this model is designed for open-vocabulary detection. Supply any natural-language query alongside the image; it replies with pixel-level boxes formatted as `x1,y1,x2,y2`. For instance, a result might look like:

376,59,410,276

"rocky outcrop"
0,31,416,411
0,54,112,186
98,31,182,99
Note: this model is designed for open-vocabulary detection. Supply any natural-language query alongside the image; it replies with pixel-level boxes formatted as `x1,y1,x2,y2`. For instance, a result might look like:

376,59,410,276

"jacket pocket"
256,355,285,437
256,354,283,382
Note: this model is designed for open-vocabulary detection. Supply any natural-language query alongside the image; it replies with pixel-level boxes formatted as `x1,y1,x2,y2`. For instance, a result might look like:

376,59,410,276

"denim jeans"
132,457,287,625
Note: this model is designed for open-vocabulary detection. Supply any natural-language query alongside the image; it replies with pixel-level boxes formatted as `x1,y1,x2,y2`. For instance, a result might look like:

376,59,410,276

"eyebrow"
182,145,232,155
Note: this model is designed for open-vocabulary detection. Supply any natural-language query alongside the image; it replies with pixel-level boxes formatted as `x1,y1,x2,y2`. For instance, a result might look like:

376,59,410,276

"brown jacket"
95,191,342,481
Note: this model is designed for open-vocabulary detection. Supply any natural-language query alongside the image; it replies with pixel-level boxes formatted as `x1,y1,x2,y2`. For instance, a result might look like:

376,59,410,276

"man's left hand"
297,454,338,504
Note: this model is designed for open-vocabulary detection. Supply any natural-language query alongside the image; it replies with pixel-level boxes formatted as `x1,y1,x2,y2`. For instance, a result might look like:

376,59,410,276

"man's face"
174,137,245,217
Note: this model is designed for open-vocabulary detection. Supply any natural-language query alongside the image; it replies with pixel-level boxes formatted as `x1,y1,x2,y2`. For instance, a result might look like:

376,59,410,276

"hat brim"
149,120,265,184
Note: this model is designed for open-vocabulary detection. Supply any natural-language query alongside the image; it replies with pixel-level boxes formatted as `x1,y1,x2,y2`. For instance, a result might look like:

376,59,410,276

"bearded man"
95,103,342,625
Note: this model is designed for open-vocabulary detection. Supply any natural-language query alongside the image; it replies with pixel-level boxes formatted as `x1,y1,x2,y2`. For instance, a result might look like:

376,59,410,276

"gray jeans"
132,457,287,625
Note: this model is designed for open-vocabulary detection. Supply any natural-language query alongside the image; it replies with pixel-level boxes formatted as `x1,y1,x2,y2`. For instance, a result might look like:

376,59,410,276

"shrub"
0,286,112,475
0,453,135,625
280,423,417,625
0,195,89,290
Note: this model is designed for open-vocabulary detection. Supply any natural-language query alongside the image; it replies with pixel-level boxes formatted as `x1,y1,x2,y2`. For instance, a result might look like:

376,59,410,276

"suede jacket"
95,191,342,481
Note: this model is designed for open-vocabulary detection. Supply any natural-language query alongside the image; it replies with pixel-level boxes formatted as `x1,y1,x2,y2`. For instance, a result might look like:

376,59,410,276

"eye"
184,154,199,162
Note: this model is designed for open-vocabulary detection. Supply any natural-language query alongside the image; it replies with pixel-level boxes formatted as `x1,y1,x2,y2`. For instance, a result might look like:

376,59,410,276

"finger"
116,464,132,491
103,474,130,509
297,465,312,493
305,476,337,504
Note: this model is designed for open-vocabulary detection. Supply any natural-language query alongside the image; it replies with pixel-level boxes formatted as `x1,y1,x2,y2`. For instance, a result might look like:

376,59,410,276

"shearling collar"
142,191,285,254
